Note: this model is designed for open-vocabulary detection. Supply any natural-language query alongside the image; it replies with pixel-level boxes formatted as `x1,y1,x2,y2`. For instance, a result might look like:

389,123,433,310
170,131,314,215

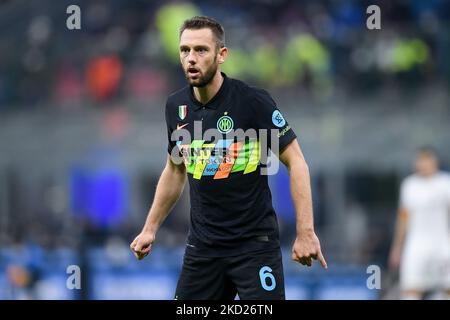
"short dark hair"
179,16,225,49
417,145,438,158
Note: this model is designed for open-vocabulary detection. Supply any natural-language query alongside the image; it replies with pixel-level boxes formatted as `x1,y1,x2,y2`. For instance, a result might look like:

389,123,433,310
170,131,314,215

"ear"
218,47,228,64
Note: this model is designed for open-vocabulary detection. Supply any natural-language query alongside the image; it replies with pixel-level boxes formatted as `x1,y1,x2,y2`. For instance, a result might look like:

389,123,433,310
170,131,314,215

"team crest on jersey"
217,114,234,134
178,105,187,120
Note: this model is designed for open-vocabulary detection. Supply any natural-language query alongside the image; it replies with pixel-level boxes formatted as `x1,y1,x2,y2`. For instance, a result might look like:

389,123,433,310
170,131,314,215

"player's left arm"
279,139,328,269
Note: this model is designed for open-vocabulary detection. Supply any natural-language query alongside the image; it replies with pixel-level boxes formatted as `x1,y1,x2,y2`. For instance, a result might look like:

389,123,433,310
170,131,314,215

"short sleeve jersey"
165,73,297,256
399,172,450,247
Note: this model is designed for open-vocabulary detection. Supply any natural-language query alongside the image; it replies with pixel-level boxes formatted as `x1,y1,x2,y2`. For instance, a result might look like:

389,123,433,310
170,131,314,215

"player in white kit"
389,147,450,299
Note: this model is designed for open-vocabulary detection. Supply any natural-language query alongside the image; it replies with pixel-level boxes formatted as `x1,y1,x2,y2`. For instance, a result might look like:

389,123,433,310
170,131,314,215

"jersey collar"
189,72,229,110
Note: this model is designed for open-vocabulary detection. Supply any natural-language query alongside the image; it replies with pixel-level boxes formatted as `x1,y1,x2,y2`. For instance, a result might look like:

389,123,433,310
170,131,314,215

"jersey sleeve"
250,89,297,153
399,180,408,209
446,175,450,207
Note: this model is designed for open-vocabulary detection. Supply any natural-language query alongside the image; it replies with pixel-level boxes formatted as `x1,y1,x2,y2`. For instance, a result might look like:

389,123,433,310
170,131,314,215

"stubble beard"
185,57,218,88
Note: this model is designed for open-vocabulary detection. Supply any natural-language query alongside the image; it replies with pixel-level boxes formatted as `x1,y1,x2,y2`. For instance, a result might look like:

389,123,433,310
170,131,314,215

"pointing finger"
318,251,328,269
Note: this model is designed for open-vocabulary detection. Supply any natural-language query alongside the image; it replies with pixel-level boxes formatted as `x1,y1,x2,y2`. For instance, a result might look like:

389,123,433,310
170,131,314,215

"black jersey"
165,73,297,257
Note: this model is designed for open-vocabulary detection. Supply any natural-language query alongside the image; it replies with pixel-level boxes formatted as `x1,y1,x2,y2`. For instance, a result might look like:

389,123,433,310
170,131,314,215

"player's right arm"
388,206,409,270
130,155,187,260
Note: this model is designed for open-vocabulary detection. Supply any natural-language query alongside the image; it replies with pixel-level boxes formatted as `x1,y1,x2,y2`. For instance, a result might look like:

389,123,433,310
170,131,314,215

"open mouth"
187,67,200,77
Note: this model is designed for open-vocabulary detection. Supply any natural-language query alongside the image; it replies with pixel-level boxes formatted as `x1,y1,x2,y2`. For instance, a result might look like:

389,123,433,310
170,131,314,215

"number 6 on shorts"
259,266,276,291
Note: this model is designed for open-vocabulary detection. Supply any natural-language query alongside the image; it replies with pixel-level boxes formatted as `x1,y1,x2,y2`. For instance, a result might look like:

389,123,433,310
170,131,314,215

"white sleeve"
446,175,450,207
399,180,408,209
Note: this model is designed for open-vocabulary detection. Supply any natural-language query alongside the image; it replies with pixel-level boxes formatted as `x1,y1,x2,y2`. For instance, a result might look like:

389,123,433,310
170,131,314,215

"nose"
187,50,197,64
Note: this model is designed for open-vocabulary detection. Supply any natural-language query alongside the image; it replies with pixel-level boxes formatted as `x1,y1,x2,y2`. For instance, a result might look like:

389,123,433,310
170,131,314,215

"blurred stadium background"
0,0,449,300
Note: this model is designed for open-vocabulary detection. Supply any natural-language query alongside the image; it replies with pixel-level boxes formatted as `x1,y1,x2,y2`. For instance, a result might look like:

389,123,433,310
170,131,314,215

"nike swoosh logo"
177,123,189,130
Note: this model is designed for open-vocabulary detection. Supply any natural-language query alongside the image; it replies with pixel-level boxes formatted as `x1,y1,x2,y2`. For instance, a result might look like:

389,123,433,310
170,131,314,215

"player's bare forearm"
291,161,313,235
392,208,408,248
279,140,327,268
389,207,408,269
279,140,314,234
141,155,187,234
130,155,186,260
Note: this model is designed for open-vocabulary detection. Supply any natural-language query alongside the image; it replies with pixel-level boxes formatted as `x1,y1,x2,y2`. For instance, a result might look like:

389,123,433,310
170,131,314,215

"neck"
193,71,223,105
419,170,437,178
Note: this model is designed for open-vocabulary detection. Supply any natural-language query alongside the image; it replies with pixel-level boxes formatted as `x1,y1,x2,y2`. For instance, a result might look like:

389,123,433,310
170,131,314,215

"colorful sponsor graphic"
178,105,187,120
177,139,260,180
271,110,286,128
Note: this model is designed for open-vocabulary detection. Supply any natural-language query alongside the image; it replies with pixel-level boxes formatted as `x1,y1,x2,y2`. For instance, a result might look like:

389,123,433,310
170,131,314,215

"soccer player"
389,147,450,300
130,16,327,300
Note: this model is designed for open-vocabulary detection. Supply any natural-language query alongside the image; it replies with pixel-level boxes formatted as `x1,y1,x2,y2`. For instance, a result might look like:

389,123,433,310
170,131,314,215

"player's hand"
130,231,155,260
292,230,327,269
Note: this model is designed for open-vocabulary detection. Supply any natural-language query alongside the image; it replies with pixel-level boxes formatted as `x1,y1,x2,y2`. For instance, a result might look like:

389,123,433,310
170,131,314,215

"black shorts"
174,247,285,300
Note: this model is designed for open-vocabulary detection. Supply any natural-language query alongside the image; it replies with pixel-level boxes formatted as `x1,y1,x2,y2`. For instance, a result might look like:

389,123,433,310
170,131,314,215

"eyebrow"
179,44,210,51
